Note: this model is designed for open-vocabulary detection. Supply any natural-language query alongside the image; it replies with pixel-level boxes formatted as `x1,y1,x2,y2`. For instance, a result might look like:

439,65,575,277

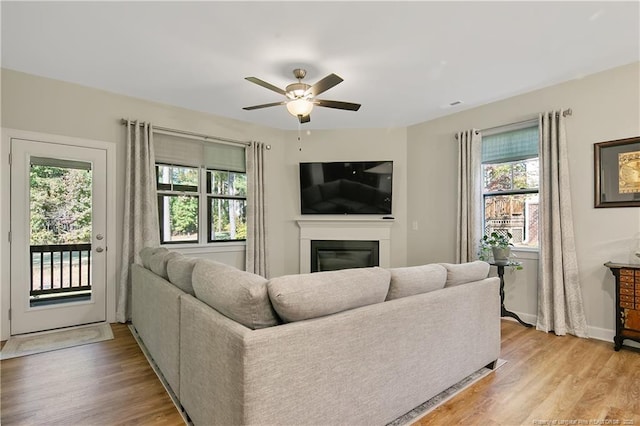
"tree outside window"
30,165,92,245
157,164,199,243
207,170,247,242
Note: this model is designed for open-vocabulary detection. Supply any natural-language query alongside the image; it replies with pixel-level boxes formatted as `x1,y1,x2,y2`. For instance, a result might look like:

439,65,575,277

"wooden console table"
490,261,533,328
604,262,640,351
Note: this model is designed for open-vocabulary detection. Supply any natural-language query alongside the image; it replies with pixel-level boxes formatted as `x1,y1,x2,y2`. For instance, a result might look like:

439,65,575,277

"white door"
10,138,107,334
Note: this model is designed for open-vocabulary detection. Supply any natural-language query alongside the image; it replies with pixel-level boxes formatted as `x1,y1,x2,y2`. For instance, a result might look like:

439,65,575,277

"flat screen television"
299,161,393,215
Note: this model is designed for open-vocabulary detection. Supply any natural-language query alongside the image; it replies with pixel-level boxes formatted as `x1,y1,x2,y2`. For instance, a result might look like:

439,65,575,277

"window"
206,170,247,242
154,132,247,245
482,125,539,249
157,164,200,244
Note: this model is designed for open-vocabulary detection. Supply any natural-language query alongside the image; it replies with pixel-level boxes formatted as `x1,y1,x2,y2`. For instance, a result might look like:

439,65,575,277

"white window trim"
511,247,539,260
168,241,246,255
198,165,207,243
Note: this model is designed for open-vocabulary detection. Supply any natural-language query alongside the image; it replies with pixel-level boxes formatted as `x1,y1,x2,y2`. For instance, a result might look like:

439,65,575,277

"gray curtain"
117,121,160,322
456,129,483,263
245,141,269,277
537,110,587,337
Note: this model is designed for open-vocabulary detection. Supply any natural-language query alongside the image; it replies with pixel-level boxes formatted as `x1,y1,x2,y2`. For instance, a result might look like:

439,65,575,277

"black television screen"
299,161,393,214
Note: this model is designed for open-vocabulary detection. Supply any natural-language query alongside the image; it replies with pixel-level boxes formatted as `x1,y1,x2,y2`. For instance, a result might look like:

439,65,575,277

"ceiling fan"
243,68,361,124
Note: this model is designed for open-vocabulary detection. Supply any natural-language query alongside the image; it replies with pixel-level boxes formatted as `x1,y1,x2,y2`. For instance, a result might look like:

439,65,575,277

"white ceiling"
2,1,639,131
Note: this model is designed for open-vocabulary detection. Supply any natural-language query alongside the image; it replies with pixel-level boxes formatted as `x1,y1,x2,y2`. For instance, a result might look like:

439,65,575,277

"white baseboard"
586,324,615,343
504,311,640,349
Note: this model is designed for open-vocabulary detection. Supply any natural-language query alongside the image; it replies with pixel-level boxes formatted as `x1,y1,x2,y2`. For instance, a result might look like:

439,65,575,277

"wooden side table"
604,262,640,351
490,261,533,328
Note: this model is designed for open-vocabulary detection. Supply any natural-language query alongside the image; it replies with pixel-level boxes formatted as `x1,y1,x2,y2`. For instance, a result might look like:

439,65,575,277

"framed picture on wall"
594,136,640,208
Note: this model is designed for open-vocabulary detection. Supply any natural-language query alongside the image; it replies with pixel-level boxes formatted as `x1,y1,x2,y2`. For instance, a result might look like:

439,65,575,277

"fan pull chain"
298,121,302,151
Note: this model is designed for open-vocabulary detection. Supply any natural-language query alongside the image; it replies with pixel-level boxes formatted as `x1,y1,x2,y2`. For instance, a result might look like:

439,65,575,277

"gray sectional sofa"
132,247,501,426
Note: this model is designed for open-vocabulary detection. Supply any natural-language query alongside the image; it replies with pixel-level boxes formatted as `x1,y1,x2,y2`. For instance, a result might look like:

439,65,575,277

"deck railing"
30,243,92,298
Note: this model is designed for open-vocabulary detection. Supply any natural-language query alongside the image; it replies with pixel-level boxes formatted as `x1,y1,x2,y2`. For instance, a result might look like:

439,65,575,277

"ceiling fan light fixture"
285,82,311,99
286,98,314,117
244,68,360,122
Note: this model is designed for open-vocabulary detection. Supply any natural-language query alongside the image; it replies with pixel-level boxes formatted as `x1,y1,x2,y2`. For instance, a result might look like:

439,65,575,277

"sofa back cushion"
149,250,182,280
139,246,168,269
319,180,341,199
267,267,391,323
302,185,323,206
385,264,447,300
342,180,376,204
192,260,280,329
167,255,196,295
439,261,490,287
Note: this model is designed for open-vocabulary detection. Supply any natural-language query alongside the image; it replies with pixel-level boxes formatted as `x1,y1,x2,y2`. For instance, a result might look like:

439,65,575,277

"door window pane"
30,164,92,245
29,161,93,305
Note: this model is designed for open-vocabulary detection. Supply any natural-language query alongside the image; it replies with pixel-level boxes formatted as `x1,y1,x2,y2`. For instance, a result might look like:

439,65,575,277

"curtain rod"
480,108,572,135
455,108,573,139
121,119,252,147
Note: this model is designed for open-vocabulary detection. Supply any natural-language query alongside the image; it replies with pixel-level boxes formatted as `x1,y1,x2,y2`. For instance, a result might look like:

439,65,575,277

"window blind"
204,144,245,172
154,133,203,167
154,133,246,172
482,126,539,164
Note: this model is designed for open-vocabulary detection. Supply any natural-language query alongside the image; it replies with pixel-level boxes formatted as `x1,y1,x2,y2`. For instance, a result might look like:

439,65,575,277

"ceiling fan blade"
242,101,286,111
306,73,343,97
245,77,286,95
298,114,311,124
315,99,361,111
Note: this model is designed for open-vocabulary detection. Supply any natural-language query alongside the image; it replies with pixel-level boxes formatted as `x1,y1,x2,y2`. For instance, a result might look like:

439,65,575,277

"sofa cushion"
167,255,196,295
439,261,490,287
149,250,182,279
385,264,447,300
319,179,341,199
267,267,391,323
192,260,280,330
302,185,323,206
342,180,376,205
139,246,168,269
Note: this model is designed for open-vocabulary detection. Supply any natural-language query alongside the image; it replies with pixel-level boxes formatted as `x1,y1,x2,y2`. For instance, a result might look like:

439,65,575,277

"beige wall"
0,69,408,338
278,127,408,273
2,62,639,340
0,68,287,273
407,62,640,338
0,69,287,338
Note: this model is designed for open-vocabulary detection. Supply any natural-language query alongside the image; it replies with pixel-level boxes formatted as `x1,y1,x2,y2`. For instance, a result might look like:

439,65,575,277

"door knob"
96,247,104,253
96,234,104,240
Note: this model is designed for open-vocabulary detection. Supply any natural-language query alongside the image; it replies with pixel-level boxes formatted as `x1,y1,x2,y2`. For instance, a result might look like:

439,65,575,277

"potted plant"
479,231,513,263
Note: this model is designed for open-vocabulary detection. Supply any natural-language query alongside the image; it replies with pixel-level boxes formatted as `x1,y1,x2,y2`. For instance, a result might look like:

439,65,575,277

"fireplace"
297,218,393,273
311,240,379,272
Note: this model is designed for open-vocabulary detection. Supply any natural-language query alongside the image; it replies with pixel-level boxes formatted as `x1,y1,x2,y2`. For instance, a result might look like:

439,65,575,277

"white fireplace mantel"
297,217,394,273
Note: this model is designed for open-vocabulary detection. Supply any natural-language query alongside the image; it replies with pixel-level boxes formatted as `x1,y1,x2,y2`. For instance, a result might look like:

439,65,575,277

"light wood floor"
416,321,640,425
1,323,185,425
1,321,639,425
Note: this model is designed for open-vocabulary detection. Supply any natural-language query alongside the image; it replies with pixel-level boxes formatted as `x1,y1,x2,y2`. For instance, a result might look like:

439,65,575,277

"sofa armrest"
131,264,183,396
179,294,251,426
